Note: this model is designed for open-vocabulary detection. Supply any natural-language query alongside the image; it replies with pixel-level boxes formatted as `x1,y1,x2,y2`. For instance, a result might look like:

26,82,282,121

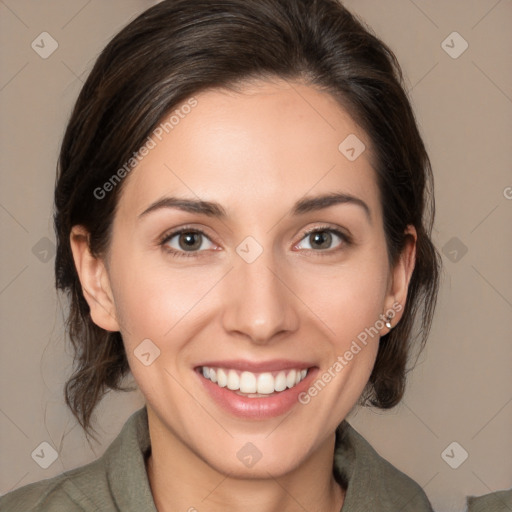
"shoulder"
466,488,512,512
0,457,112,512
335,420,433,512
0,407,152,512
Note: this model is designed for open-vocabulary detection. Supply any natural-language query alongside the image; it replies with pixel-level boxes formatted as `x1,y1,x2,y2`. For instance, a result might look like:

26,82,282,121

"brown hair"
55,0,441,439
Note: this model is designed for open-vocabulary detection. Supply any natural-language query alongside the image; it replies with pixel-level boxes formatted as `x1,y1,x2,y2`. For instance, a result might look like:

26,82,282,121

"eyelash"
159,225,352,259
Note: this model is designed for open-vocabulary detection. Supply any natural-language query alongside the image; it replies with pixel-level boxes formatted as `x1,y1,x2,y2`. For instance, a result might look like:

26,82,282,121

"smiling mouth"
197,366,310,397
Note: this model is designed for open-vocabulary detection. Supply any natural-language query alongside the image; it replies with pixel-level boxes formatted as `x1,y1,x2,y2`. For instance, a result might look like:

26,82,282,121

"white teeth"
227,369,239,390
217,368,227,387
286,369,296,388
274,371,287,392
240,371,257,393
257,373,275,394
200,366,309,394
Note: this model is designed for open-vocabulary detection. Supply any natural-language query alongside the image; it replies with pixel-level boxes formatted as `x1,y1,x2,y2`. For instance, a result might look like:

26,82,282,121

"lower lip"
196,368,318,419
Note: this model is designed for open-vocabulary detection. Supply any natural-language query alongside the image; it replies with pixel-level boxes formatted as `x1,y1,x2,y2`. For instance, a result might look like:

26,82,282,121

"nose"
221,248,300,345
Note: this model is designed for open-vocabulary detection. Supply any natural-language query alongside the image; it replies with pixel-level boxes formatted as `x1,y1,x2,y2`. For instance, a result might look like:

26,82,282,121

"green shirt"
466,489,512,512
0,406,434,511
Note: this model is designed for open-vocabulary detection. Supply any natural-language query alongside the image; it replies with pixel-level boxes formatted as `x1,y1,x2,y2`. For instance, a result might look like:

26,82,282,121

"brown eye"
309,231,333,250
161,228,216,257
295,227,349,253
178,232,203,251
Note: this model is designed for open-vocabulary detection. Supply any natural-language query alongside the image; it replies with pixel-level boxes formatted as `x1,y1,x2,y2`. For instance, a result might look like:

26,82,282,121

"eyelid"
158,225,219,258
293,224,351,251
159,223,352,258
158,225,213,245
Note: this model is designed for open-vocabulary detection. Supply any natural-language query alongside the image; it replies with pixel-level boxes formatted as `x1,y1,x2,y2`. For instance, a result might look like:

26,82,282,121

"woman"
0,0,441,510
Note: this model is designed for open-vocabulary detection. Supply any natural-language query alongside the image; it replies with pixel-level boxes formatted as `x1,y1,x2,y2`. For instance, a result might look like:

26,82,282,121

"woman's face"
81,79,413,477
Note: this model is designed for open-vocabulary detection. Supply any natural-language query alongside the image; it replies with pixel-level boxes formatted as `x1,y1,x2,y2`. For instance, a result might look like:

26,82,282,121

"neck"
145,409,345,512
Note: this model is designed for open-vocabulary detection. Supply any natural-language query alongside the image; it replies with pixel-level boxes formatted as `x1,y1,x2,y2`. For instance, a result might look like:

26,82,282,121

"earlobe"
383,225,417,331
69,225,120,332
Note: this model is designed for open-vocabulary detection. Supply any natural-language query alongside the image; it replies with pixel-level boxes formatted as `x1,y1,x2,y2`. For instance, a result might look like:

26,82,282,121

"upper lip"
195,359,315,373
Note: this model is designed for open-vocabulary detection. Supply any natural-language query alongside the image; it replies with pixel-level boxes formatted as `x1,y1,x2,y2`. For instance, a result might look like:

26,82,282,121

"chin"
199,445,307,480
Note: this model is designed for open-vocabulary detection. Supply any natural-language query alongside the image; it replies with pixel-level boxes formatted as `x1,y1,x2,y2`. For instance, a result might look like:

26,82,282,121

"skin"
70,78,416,512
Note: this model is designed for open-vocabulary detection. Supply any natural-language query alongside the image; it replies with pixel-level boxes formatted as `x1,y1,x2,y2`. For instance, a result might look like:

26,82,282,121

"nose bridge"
221,245,299,343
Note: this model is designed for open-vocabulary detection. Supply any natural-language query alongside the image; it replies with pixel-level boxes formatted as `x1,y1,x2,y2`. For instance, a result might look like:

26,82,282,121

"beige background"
1,1,511,511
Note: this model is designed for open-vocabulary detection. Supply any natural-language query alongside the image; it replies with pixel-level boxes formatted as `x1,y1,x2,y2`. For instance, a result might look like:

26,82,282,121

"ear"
382,225,417,332
69,225,120,332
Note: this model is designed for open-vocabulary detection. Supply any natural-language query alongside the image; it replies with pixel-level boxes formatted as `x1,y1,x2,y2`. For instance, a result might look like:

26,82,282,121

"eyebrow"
138,192,371,223
293,192,371,223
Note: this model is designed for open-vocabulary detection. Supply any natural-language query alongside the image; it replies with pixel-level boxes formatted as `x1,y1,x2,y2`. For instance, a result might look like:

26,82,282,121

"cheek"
109,253,223,346
293,265,385,431
299,254,390,341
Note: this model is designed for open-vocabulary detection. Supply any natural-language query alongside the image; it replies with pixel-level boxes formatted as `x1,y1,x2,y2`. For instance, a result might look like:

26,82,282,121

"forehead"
117,79,380,223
